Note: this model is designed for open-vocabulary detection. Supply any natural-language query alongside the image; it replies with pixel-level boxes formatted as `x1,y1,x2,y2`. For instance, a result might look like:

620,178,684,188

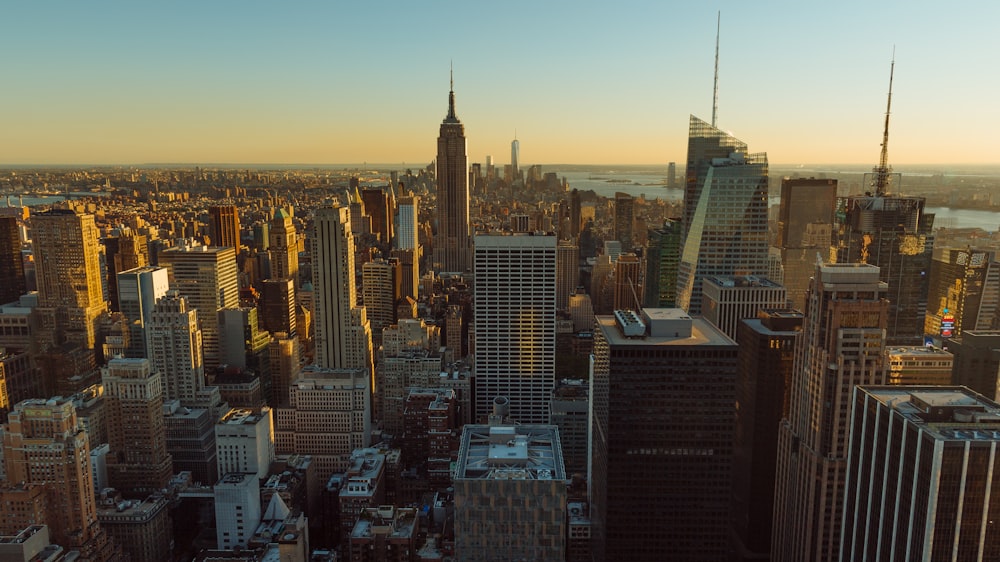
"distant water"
0,192,109,207
558,170,681,200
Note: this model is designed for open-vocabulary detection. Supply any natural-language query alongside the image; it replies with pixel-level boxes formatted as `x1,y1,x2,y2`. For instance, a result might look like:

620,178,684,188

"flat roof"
455,425,566,481
595,315,735,347
861,386,1000,442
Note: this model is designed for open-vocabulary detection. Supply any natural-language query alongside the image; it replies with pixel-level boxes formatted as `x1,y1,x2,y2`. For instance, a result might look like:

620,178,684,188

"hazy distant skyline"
3,1,998,166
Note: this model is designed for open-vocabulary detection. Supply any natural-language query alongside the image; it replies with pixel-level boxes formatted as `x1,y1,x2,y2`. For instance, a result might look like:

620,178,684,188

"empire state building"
434,76,471,273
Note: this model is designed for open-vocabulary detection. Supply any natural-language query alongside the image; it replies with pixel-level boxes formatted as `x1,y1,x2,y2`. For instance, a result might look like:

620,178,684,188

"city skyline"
3,1,999,166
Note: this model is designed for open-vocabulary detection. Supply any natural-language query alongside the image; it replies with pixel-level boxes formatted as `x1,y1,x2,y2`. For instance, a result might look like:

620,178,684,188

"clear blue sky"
2,1,998,166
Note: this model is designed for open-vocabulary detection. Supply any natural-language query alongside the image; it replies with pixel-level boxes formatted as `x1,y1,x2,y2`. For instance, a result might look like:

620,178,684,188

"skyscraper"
776,177,837,310
643,218,682,308
268,208,298,284
117,265,170,358
146,290,205,404
361,258,399,349
772,263,889,562
260,277,296,336
841,386,1000,561
208,205,241,250
510,137,520,183
31,209,107,351
159,243,239,369
925,247,999,336
0,216,26,305
102,358,173,497
731,309,803,561
676,116,769,314
591,308,738,561
556,239,579,311
701,274,787,341
434,74,471,273
361,188,393,244
312,206,362,370
613,192,634,250
473,233,556,424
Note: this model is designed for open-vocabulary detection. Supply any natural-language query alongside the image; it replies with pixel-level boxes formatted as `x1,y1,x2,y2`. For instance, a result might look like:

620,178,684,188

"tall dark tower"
209,205,241,250
434,69,471,273
835,59,934,345
0,216,25,305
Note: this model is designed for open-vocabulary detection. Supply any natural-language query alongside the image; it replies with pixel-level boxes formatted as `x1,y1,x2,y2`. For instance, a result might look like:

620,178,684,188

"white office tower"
312,206,371,371
116,265,169,358
473,233,556,424
214,472,262,549
215,407,275,480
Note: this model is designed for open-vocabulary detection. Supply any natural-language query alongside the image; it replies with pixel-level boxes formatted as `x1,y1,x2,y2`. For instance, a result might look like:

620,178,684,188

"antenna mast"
712,11,720,128
874,52,895,196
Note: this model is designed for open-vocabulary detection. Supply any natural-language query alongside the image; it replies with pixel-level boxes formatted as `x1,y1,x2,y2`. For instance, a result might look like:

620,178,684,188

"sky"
2,1,998,167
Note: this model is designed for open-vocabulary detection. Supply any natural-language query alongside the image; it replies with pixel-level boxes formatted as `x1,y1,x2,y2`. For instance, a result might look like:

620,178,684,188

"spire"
873,51,895,196
445,62,458,122
712,11,720,128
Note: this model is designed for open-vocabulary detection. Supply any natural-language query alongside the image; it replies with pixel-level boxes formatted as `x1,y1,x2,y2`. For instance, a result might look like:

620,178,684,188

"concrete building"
102,358,173,497
556,240,579,311
701,275,788,341
591,308,737,561
0,216,25,306
116,265,169,359
453,424,567,562
362,259,400,350
337,448,387,543
260,278,296,336
885,345,953,385
772,264,889,562
159,243,239,368
163,401,218,485
96,491,172,562
643,218,682,309
611,253,643,311
473,233,556,424
215,407,274,480
274,366,371,476
214,472,262,550
349,506,418,562
613,192,634,250
841,386,1000,561
946,330,1000,401
208,205,241,251
267,208,298,284
146,290,204,403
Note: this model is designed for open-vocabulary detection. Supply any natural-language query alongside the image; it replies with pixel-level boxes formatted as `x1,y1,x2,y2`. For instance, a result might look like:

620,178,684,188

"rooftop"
702,275,783,289
220,408,269,425
596,312,734,348
862,386,1000,442
455,425,566,481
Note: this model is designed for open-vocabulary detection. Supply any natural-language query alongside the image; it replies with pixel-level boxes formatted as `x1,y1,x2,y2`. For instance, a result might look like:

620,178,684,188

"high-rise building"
841,386,1000,561
395,195,419,251
925,247,999,337
146,291,205,404
208,205,241,250
163,402,218,485
772,263,889,562
267,332,301,408
1,398,116,560
361,188,393,244
473,233,556,424
274,365,371,475
362,258,400,350
556,240,579,311
775,177,837,310
453,424,566,562
667,161,677,188
701,274,788,341
676,116,769,315
31,209,107,351
268,208,298,284
643,218,682,308
159,243,239,369
96,491,172,562
102,358,173,496
215,407,274,480
510,138,520,182
885,345,953,385
591,308,738,561
946,330,1000,399
434,76,471,273
731,309,803,561
260,278,296,336
613,192,634,250
549,379,589,477
611,253,643,311
313,206,365,369
117,265,169,358
0,216,25,305
104,230,150,314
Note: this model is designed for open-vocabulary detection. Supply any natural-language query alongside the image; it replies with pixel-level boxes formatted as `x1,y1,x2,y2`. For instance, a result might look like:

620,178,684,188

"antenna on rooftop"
712,11,720,128
873,49,895,196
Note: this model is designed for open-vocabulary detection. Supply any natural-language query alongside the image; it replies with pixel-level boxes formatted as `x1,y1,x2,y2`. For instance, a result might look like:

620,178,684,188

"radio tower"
872,53,895,195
